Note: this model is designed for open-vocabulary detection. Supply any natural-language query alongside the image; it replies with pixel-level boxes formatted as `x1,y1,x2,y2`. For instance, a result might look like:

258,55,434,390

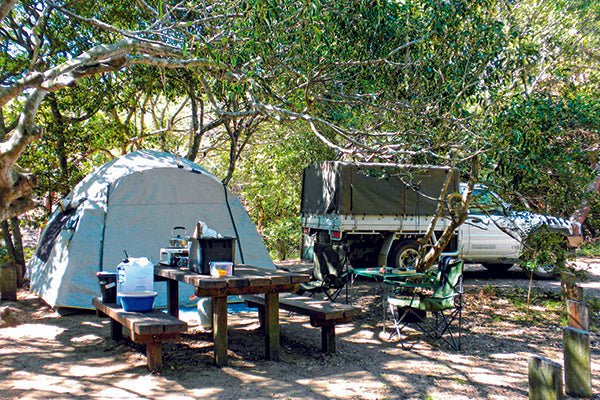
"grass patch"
468,286,563,326
577,241,600,257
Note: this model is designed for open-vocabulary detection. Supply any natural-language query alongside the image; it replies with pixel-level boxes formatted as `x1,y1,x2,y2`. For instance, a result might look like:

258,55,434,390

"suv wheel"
521,263,557,279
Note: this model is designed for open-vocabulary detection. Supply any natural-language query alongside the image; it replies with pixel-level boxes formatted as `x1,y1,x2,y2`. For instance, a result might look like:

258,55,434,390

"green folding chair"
384,257,464,350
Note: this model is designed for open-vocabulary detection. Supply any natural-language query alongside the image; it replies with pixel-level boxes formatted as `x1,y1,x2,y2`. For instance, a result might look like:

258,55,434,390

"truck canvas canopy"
301,162,458,216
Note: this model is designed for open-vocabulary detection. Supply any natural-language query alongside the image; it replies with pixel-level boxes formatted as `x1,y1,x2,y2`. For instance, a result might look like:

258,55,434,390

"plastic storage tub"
119,291,157,312
96,271,117,303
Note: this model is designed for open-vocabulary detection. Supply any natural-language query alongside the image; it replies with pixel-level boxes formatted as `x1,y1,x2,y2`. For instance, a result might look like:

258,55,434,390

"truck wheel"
481,263,514,274
389,240,420,269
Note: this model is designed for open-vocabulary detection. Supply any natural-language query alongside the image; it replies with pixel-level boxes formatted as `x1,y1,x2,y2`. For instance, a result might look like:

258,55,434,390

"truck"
300,161,460,271
300,161,582,278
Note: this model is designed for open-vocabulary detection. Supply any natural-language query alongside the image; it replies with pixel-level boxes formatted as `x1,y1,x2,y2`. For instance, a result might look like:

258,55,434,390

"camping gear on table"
96,271,117,303
169,226,188,248
187,221,204,272
189,237,236,275
119,291,158,312
210,261,234,277
116,256,154,306
188,220,235,275
160,226,190,267
28,150,274,311
159,248,189,267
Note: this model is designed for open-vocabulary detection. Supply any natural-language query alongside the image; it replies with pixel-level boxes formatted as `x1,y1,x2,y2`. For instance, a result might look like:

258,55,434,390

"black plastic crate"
190,237,236,275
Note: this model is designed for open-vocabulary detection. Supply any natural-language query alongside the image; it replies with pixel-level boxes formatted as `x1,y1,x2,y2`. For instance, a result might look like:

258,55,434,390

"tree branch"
0,38,227,108
0,0,17,21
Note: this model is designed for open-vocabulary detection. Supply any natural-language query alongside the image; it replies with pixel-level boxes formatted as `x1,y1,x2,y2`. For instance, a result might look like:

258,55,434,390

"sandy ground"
0,258,599,400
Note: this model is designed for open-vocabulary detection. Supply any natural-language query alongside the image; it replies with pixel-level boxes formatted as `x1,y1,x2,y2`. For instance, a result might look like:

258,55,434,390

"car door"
459,187,522,261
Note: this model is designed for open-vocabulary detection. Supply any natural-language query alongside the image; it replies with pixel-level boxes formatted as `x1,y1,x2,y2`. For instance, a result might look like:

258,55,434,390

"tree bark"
186,76,203,161
0,89,46,222
1,218,25,287
0,0,17,21
1,220,16,261
9,217,25,267
418,155,479,271
48,94,70,196
570,163,600,231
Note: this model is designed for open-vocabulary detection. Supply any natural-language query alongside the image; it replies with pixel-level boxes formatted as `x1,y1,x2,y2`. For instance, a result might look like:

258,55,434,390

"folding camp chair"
384,257,464,350
297,242,350,303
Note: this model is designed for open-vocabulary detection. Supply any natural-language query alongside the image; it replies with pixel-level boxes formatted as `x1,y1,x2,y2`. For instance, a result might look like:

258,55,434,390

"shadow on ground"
0,258,598,399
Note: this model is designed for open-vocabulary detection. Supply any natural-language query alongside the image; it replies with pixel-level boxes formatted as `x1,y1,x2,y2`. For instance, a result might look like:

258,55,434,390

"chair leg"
432,308,461,351
388,306,425,350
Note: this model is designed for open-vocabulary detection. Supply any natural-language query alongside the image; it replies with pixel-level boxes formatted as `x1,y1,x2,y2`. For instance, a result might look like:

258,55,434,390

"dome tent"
29,150,274,310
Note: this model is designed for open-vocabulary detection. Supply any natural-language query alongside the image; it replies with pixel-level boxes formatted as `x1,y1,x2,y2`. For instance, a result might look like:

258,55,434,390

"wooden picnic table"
154,264,310,366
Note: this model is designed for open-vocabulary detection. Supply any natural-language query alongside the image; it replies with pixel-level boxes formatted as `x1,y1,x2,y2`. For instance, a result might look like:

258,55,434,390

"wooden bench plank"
92,298,187,371
244,294,361,321
93,299,187,335
241,293,361,354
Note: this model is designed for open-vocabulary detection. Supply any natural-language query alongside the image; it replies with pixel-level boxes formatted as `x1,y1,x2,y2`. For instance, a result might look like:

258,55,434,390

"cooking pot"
169,226,188,248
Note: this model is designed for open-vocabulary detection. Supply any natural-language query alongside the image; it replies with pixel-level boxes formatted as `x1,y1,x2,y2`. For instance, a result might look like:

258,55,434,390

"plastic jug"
116,257,154,306
196,297,212,329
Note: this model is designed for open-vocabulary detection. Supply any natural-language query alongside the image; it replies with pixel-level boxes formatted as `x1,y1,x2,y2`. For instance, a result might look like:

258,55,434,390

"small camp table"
350,267,426,333
154,264,310,366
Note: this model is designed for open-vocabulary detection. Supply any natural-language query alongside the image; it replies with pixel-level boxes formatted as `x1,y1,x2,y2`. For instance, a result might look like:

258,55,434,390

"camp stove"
159,247,189,267
160,226,190,267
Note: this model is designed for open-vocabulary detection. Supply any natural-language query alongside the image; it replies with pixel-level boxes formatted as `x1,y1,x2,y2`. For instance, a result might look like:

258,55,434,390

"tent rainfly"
29,150,274,310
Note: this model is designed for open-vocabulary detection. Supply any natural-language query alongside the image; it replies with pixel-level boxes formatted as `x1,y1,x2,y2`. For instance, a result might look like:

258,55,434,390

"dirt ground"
1,259,599,400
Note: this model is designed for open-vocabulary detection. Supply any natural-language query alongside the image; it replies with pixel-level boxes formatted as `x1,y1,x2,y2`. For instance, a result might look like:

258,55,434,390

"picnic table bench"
92,298,188,371
242,293,361,354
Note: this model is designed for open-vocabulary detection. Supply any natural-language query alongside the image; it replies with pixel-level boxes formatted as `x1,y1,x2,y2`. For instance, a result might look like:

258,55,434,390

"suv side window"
470,189,504,216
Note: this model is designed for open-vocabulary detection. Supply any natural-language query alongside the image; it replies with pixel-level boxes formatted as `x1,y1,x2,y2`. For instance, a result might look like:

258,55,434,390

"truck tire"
389,240,420,269
481,263,514,274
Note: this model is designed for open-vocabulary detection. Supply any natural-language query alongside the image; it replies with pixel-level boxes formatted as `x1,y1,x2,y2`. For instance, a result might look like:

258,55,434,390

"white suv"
458,184,582,278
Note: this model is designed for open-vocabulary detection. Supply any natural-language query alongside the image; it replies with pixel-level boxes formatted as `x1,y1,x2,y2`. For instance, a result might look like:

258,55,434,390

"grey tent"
29,150,274,310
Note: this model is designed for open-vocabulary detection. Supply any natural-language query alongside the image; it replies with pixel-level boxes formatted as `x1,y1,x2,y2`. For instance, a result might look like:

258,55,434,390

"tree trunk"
1,220,16,261
186,76,203,161
9,217,25,285
570,163,600,231
1,218,25,287
49,94,71,196
417,155,479,272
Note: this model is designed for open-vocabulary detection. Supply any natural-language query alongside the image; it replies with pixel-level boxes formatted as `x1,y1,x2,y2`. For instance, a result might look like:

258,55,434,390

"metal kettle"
169,226,188,248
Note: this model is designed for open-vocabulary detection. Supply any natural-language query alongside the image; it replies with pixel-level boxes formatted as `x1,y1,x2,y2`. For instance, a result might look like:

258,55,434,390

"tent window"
35,208,77,262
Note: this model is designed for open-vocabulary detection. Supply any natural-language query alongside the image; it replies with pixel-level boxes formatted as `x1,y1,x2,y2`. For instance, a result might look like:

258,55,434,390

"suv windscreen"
470,188,505,215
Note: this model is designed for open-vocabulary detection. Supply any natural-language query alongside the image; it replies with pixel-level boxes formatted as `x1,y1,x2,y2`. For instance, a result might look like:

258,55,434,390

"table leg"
167,279,179,318
110,319,123,341
264,292,280,361
212,296,228,366
146,342,163,371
